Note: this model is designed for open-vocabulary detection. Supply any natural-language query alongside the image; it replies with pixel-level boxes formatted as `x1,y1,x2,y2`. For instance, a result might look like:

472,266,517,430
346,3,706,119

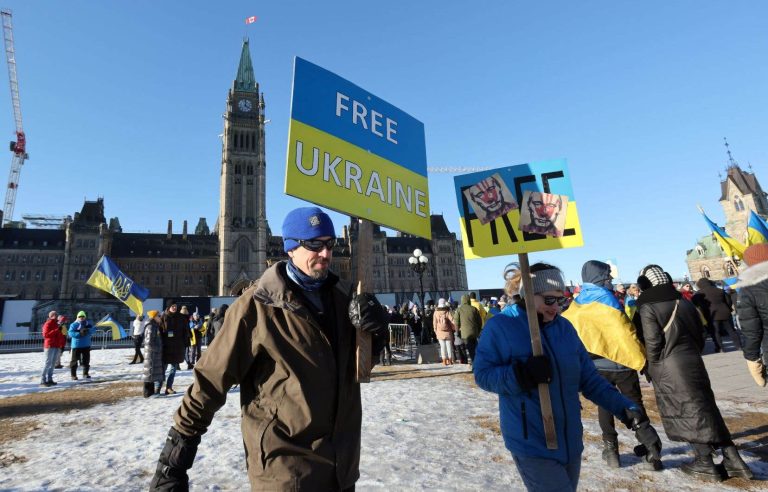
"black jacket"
736,278,768,363
695,279,733,321
634,283,731,445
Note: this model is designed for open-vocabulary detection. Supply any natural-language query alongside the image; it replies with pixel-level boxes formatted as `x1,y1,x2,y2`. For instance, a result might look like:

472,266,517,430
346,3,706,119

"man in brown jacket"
149,207,387,491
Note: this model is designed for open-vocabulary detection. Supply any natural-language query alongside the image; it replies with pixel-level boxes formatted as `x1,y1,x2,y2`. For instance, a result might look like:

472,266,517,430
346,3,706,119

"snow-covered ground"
0,348,766,491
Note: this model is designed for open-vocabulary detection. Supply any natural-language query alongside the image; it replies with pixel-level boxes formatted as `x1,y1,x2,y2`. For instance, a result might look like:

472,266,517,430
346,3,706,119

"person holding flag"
68,311,95,380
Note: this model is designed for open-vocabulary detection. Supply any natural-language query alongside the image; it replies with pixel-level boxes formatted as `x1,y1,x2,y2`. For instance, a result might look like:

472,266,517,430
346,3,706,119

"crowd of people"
34,205,766,491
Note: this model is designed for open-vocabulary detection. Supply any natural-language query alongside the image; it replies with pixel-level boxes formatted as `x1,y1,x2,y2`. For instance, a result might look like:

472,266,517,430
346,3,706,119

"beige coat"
432,307,456,341
173,261,361,490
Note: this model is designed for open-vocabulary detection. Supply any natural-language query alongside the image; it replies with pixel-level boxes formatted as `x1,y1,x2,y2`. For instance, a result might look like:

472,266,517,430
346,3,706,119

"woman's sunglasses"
294,238,336,252
541,295,568,307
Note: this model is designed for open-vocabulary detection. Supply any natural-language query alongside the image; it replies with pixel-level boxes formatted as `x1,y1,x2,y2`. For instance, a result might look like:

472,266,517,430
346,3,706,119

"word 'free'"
335,92,398,144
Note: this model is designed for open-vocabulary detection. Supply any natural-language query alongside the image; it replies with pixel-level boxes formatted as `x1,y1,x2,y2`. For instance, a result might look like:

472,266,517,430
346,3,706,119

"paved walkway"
701,339,767,406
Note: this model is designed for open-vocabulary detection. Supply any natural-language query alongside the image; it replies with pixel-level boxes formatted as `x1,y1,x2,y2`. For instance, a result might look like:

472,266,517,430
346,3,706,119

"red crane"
0,9,27,227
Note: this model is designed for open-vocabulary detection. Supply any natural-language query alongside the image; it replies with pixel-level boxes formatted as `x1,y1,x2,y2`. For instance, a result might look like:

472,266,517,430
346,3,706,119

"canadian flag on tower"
245,16,257,24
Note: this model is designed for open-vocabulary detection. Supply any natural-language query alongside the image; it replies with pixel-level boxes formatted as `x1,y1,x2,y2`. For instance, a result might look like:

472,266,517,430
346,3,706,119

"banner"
95,314,127,341
453,159,583,258
86,255,149,315
286,57,430,238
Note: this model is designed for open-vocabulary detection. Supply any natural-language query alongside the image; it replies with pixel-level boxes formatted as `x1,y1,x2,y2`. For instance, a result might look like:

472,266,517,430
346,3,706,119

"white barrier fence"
388,323,417,360
0,330,134,353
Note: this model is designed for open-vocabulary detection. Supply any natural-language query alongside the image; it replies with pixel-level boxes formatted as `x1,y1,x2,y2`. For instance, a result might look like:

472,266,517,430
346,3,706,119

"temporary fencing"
388,323,417,360
0,330,134,353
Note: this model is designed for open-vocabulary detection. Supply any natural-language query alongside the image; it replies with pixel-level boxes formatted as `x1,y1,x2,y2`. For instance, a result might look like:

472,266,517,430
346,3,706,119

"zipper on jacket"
542,327,569,459
521,401,528,440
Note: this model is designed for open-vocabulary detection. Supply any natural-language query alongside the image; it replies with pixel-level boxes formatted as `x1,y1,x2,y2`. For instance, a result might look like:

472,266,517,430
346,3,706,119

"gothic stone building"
686,163,768,281
0,39,467,305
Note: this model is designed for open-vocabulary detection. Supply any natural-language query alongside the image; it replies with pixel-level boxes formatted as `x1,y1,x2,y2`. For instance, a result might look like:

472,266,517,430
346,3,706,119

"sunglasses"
541,295,568,307
294,238,336,252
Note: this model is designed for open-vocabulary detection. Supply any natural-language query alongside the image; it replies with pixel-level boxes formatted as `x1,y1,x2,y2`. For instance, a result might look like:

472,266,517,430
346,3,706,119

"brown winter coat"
432,307,456,341
173,261,362,491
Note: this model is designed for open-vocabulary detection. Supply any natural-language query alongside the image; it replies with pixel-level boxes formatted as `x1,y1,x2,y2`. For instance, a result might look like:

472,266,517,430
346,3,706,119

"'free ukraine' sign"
285,57,431,238
453,159,584,259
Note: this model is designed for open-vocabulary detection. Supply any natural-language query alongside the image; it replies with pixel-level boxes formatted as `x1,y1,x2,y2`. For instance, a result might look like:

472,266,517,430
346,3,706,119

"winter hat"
57,315,68,323
282,207,336,252
637,265,669,289
744,243,768,267
581,260,613,288
77,311,87,318
147,310,159,319
438,298,446,308
180,306,189,315
48,310,57,319
530,267,566,295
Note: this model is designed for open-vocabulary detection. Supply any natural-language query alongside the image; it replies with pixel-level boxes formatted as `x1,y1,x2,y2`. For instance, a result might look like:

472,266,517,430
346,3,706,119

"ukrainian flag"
95,314,127,341
699,207,746,259
747,210,768,246
562,285,646,371
87,255,149,315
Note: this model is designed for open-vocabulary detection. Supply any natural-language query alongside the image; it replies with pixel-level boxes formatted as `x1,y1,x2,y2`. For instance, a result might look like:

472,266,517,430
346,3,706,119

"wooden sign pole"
518,253,558,450
355,218,374,383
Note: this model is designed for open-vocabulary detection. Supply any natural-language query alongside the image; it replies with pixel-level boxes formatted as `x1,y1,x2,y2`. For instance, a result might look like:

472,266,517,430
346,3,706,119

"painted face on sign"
464,173,518,225
528,193,562,229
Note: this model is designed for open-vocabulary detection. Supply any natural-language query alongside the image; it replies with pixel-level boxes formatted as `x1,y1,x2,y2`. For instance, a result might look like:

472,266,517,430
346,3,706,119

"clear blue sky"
1,1,767,287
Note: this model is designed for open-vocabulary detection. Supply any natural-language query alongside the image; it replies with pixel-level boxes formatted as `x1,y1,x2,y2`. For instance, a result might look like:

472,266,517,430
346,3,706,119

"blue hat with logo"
282,207,336,252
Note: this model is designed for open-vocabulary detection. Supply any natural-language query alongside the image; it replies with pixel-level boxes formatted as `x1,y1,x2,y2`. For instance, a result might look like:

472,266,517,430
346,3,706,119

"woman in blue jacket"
474,263,643,491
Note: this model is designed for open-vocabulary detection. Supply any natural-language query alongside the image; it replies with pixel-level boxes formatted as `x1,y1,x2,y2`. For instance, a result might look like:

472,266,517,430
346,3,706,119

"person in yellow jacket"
563,260,661,471
468,292,488,328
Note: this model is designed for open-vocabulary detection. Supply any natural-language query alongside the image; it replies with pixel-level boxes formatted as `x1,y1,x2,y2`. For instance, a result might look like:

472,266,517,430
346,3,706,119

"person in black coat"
734,244,768,387
634,265,752,481
160,303,190,395
695,278,743,351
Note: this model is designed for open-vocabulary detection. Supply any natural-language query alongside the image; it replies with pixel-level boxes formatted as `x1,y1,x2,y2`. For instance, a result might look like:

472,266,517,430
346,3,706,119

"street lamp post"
408,248,429,344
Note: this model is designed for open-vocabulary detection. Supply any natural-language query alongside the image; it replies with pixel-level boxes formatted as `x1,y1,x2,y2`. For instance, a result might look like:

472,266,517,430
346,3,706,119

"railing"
0,330,134,353
388,323,417,360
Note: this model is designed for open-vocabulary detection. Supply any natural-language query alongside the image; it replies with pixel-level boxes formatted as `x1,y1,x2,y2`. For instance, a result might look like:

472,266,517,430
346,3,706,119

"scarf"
286,260,327,292
635,282,681,310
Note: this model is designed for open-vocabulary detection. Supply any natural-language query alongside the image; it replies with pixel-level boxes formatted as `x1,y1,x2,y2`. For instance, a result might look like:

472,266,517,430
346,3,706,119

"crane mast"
0,9,26,227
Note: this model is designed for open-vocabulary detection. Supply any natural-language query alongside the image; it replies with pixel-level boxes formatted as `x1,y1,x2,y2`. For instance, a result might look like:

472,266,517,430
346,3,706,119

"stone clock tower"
218,39,268,295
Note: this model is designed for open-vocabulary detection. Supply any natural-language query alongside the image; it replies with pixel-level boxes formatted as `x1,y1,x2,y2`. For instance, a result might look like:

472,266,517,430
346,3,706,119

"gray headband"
520,268,566,296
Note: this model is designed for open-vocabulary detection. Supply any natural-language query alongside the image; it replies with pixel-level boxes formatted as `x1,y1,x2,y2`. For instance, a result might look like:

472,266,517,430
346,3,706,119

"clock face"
238,99,253,112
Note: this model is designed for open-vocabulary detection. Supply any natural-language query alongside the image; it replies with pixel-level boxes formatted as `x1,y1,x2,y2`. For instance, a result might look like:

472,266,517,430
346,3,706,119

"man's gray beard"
309,269,329,281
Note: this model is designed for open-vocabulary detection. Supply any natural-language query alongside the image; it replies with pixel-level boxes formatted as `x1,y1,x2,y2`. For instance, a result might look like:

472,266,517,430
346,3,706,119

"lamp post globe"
409,248,430,344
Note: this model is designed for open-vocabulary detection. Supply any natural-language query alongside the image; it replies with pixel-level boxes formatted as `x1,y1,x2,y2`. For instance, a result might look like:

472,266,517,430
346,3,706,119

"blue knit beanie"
282,207,336,252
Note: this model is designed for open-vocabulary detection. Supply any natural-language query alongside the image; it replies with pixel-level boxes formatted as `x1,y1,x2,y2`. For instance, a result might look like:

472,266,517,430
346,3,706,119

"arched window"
695,245,705,256
725,262,736,276
733,195,745,211
238,241,249,263
701,266,711,279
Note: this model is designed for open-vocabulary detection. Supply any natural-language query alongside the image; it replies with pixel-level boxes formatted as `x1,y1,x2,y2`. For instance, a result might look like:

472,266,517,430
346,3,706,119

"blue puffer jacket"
68,320,96,348
474,304,633,465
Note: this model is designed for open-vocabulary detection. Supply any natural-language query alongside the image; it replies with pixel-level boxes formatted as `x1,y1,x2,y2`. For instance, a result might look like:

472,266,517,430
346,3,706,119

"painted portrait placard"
518,191,569,237
462,173,518,225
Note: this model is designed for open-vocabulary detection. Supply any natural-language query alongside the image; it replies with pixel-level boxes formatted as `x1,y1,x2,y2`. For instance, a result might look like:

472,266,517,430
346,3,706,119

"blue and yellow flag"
95,314,127,341
699,207,746,259
562,285,646,371
747,210,768,246
87,255,149,315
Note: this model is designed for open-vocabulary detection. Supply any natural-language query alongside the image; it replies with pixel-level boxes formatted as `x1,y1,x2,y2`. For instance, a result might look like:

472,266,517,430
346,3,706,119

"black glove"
349,292,387,334
624,407,662,464
149,427,201,491
514,355,552,392
639,364,651,384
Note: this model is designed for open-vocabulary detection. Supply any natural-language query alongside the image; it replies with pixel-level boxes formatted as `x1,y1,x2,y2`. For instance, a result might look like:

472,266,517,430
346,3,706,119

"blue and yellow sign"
453,159,584,259
286,57,430,238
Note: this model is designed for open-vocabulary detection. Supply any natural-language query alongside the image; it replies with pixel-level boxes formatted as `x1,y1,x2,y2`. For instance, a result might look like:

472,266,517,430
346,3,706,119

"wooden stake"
518,253,558,450
355,218,374,383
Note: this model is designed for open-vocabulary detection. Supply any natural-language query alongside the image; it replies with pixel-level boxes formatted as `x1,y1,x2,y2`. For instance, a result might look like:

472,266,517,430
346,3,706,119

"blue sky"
1,1,766,287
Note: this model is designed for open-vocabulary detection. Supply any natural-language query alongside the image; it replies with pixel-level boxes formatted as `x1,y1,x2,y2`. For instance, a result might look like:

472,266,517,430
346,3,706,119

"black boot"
722,445,753,479
681,445,724,482
602,438,620,468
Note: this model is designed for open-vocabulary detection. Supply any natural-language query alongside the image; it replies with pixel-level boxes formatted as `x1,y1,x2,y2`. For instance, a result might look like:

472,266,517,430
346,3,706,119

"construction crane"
0,9,26,227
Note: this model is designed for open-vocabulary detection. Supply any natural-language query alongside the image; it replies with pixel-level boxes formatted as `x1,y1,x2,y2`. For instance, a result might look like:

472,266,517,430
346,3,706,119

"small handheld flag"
245,15,257,24
86,255,150,315
747,210,768,246
95,314,127,341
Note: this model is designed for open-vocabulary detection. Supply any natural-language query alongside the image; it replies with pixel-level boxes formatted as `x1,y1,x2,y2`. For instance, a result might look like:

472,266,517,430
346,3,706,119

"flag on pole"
698,206,746,259
86,255,150,315
245,15,257,24
747,210,768,246
95,314,127,341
